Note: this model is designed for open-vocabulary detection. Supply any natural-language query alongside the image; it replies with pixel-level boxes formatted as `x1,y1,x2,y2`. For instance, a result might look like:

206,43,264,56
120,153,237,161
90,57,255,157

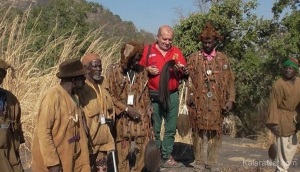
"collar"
202,49,216,61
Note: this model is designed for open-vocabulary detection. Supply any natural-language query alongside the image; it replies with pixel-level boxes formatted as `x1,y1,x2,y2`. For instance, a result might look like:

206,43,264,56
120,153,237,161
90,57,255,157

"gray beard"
93,74,102,81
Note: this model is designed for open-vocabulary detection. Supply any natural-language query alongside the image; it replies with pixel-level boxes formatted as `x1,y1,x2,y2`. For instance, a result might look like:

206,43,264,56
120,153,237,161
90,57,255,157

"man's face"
282,66,297,80
88,59,102,81
202,38,217,54
72,75,86,89
157,31,173,51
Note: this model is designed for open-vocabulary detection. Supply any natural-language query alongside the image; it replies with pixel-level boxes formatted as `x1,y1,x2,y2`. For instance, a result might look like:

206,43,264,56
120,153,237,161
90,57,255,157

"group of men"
0,21,298,172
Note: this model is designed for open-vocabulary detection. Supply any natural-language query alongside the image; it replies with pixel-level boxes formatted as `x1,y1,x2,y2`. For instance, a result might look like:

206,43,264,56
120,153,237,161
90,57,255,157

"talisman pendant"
206,69,212,75
207,91,213,98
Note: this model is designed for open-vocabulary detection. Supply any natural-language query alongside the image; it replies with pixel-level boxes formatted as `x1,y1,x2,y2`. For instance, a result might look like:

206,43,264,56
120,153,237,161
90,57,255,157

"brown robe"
187,51,235,132
267,77,300,136
79,81,115,157
106,64,151,172
31,84,94,172
0,88,24,172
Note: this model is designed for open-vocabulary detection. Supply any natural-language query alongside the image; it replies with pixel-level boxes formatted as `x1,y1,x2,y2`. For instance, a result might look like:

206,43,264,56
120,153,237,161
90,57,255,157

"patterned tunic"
106,65,151,141
187,51,235,132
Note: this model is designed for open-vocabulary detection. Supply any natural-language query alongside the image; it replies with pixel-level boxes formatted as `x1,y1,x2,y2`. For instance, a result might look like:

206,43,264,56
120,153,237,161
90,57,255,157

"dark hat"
56,58,89,78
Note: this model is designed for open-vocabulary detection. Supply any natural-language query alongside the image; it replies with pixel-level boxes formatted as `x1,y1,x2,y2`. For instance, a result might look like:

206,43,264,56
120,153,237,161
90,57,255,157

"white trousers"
276,134,298,172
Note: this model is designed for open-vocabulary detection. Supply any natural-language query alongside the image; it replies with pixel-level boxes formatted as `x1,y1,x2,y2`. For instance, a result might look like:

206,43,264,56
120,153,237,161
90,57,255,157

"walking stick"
111,150,118,172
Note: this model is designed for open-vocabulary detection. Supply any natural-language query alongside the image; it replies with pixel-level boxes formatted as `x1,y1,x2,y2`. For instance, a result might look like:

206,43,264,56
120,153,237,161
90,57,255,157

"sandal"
161,157,183,168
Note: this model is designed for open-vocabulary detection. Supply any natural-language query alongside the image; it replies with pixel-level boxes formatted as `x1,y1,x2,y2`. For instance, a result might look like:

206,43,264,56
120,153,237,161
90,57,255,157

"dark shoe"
161,157,183,168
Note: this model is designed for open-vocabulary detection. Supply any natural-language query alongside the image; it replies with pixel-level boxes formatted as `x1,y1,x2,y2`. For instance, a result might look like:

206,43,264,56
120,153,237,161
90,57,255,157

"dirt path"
159,135,300,172
24,135,300,172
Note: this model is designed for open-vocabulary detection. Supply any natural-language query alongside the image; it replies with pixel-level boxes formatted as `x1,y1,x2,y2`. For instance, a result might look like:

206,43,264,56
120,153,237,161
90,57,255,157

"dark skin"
282,66,297,82
60,75,86,96
84,59,103,93
202,37,217,54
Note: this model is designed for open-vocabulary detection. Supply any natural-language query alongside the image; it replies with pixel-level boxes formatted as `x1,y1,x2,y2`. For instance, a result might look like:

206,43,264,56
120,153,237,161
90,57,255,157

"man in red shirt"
139,25,187,168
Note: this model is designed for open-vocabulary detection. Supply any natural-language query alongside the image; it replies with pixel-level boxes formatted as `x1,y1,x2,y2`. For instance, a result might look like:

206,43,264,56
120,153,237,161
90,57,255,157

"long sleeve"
36,92,60,167
267,84,280,126
105,65,127,115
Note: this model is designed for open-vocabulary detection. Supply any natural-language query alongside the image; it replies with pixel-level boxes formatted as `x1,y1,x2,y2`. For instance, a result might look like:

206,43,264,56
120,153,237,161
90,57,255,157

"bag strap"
145,45,152,67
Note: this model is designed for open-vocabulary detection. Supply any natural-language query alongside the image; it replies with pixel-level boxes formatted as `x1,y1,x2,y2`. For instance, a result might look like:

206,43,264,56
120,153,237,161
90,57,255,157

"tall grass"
0,5,121,168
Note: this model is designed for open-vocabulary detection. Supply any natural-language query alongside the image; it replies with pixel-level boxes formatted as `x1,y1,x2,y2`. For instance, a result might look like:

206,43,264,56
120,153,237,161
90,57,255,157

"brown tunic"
187,51,235,132
267,77,300,136
31,84,91,172
0,88,24,172
79,81,115,155
106,65,151,141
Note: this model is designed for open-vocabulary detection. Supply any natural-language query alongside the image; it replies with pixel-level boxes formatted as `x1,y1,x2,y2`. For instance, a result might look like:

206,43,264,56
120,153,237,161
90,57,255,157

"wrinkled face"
282,66,297,80
202,37,217,54
157,30,173,51
87,59,102,81
72,75,86,89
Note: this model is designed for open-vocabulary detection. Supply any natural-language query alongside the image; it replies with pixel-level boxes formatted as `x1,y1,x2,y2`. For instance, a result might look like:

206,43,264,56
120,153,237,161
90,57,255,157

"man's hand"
126,106,141,120
223,101,233,113
146,104,153,116
48,165,62,172
268,124,280,136
147,66,159,75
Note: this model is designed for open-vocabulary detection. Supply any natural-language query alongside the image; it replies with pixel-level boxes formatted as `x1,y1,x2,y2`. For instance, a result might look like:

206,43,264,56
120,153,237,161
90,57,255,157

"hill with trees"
2,0,155,69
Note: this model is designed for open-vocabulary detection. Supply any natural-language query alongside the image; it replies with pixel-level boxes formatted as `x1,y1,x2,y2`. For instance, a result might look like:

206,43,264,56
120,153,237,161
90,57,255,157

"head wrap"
199,22,223,42
81,53,100,66
284,59,299,71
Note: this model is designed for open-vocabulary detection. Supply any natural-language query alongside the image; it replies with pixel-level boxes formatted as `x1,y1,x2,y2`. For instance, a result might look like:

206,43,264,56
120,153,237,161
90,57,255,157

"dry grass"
0,5,121,169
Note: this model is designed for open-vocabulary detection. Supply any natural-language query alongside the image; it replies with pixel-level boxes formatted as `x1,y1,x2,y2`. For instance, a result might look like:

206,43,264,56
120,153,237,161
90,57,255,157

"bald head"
157,25,174,37
156,25,174,51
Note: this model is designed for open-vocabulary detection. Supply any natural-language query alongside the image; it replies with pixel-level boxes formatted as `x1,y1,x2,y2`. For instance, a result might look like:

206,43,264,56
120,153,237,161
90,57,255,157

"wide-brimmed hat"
56,58,89,78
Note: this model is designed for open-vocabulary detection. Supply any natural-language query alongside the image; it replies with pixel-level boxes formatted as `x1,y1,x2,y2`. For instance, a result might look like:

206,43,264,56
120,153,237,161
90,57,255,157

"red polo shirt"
139,43,186,91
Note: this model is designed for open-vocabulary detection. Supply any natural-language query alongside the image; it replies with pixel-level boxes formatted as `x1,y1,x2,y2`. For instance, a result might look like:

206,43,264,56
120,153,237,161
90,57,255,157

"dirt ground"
158,135,300,172
24,135,300,172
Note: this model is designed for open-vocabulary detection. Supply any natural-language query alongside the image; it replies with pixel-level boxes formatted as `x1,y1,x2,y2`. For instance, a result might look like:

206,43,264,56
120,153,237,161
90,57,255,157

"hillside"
5,0,155,43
